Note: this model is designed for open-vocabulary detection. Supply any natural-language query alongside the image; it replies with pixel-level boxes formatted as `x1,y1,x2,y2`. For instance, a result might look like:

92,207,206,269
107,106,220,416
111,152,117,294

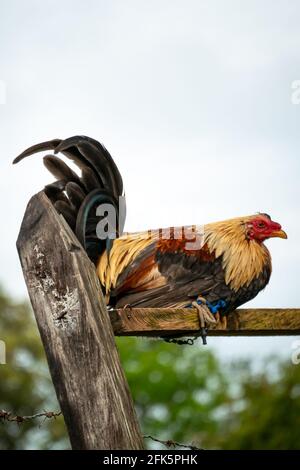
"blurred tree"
116,337,230,449
217,360,300,449
117,340,300,449
0,285,299,449
0,287,68,449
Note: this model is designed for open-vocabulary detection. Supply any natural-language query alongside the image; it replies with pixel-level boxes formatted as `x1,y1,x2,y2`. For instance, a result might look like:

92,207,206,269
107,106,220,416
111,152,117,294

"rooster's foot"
190,297,227,344
192,300,216,345
214,312,228,330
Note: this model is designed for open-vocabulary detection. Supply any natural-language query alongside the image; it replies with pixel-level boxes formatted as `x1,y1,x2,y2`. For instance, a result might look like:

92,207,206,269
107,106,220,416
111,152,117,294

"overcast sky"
0,0,299,361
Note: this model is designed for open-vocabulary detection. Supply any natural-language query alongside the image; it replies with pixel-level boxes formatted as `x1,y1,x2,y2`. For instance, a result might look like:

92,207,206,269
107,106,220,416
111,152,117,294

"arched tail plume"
13,136,125,263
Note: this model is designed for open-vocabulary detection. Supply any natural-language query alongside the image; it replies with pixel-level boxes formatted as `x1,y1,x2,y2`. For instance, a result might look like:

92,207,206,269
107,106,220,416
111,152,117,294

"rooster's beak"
269,229,288,239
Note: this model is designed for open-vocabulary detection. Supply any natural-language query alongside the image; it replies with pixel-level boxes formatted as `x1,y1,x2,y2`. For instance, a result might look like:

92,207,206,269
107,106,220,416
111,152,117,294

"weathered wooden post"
16,192,144,450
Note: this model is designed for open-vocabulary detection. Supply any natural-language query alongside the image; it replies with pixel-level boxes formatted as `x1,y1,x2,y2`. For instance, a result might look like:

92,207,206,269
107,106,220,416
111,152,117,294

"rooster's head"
245,213,287,242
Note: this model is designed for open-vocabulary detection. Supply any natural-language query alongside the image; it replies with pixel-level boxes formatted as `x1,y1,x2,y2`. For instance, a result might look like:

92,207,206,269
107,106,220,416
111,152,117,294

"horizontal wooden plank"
110,308,300,337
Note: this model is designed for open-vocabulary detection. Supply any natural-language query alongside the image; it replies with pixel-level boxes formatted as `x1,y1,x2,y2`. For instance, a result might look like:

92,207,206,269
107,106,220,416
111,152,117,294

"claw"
218,314,228,330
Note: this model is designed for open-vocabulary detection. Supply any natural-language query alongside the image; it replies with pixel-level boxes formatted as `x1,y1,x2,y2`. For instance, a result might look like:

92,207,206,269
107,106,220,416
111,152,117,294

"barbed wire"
0,409,202,449
0,409,61,424
143,435,202,450
163,336,199,346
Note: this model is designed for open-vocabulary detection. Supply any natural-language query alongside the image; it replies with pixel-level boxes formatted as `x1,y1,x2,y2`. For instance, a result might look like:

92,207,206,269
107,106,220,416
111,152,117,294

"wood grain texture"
16,192,144,450
111,308,300,337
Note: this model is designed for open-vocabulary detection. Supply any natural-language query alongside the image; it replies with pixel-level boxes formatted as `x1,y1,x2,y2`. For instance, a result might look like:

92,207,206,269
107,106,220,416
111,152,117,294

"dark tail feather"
13,139,62,163
14,135,125,263
43,155,81,185
75,189,120,262
65,182,85,210
44,180,69,204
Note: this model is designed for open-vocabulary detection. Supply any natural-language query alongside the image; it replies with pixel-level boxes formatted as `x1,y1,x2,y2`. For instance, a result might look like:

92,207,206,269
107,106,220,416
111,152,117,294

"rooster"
14,136,287,340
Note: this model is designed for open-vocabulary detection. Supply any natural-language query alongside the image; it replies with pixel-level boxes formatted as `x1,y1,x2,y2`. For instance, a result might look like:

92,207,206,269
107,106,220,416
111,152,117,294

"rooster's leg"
205,299,228,331
191,297,228,343
192,300,216,345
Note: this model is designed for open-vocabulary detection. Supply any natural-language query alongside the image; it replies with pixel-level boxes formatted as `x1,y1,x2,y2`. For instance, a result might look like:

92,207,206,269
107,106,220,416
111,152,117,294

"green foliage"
116,337,230,448
0,285,299,449
117,339,300,449
218,361,300,449
0,287,68,449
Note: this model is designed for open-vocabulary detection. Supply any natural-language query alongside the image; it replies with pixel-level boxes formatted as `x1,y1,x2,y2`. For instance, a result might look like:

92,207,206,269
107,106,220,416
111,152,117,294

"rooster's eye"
258,222,265,228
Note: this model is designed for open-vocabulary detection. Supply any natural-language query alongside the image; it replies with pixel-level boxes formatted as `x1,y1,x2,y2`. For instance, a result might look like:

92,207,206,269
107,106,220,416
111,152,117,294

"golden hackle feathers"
204,216,272,292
